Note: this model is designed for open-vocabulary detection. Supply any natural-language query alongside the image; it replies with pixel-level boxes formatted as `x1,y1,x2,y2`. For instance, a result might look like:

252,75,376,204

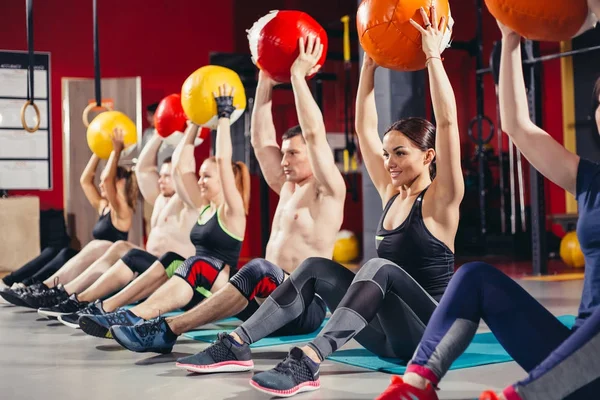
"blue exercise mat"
327,315,576,374
183,319,329,348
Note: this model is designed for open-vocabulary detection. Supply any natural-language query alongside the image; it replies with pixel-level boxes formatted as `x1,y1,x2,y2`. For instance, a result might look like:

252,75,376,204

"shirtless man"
50,132,199,323
110,48,347,354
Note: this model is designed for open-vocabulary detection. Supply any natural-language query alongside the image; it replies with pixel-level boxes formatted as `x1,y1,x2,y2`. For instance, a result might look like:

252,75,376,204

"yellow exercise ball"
181,65,246,130
86,111,137,159
560,231,585,268
333,230,360,264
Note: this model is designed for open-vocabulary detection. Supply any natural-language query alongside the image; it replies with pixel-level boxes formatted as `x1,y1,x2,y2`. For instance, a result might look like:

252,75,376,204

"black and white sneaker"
22,279,69,309
0,282,48,307
249,347,321,397
38,293,87,318
58,300,105,329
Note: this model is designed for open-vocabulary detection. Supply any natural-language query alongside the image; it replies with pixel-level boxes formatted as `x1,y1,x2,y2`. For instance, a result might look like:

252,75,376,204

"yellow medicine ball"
333,230,360,264
181,65,246,129
560,231,585,269
86,111,137,159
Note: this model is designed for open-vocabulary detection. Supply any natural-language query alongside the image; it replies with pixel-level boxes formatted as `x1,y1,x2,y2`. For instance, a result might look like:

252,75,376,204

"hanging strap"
82,0,110,127
341,15,358,201
20,0,40,133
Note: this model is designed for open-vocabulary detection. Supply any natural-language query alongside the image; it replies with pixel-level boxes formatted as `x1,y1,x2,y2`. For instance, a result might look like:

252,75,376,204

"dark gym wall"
573,29,600,163
232,0,364,259
1,0,233,209
440,3,568,237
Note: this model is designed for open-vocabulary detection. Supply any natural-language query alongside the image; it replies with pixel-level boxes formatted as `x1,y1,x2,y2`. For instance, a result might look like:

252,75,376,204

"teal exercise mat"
183,319,329,348
327,315,576,374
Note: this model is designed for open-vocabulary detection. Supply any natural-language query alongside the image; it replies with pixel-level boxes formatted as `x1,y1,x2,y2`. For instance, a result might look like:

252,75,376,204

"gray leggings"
234,257,439,360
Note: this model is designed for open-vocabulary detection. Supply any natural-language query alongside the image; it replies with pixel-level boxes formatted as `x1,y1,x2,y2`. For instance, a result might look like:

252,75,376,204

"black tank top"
92,209,129,242
189,205,243,270
375,188,454,300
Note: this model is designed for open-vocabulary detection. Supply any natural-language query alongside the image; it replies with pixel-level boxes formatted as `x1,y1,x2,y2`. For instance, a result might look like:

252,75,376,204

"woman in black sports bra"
212,8,465,396
17,131,140,307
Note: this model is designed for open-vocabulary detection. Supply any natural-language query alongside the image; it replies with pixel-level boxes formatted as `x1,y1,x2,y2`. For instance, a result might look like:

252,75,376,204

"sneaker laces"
273,354,301,375
134,317,165,337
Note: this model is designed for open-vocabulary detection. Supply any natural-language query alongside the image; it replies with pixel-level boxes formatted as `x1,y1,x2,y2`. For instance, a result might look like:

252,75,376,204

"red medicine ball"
154,94,188,138
248,10,328,82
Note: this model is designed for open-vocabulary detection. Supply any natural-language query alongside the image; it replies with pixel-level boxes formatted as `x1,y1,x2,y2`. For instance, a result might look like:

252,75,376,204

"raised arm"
171,122,206,209
289,36,346,198
214,84,248,217
251,71,285,195
101,129,131,217
410,7,464,206
136,131,162,206
356,56,393,201
498,23,579,195
80,153,105,213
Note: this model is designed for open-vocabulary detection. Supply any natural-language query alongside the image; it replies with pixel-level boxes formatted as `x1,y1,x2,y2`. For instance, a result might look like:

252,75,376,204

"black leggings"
234,257,438,359
3,247,78,286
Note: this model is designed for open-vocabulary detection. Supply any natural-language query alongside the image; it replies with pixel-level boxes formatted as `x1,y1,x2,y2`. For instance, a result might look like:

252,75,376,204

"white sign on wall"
0,50,51,190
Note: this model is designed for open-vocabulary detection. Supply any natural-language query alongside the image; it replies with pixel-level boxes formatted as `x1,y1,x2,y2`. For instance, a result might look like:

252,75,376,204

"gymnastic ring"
20,100,41,133
82,103,112,127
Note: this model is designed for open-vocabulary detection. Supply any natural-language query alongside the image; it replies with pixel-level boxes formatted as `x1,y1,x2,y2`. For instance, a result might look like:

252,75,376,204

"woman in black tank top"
107,83,252,324
219,11,466,396
11,130,141,307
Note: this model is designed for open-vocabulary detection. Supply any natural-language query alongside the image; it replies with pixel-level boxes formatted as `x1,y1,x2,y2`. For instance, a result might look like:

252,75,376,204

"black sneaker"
58,300,105,329
22,284,69,310
175,333,254,374
38,293,88,318
249,347,320,397
0,282,48,307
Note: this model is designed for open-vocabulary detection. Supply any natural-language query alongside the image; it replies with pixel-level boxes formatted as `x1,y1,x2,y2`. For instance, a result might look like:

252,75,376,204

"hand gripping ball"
357,0,454,71
485,0,597,41
181,65,246,130
154,94,187,139
247,10,328,82
86,111,137,159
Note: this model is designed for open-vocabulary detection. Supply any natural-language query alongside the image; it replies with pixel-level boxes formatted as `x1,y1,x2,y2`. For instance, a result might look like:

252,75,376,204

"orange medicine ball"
356,0,454,71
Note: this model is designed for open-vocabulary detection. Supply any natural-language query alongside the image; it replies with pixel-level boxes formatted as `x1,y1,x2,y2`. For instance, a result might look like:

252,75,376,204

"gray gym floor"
0,279,583,400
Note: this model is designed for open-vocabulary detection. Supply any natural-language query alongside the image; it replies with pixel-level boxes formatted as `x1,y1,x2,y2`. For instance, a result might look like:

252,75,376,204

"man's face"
157,162,175,197
280,135,312,183
147,111,155,128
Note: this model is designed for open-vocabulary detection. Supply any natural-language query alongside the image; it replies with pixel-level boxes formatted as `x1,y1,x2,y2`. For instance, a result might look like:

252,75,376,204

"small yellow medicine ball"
560,231,585,268
181,65,246,130
86,111,137,159
333,230,360,264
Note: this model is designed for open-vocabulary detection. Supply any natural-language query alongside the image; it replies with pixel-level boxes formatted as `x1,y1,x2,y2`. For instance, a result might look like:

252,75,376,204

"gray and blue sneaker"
110,316,178,354
79,308,143,339
250,347,320,397
58,300,106,329
176,333,254,373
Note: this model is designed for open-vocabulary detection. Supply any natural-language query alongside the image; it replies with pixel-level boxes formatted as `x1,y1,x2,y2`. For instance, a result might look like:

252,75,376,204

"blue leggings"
407,262,600,400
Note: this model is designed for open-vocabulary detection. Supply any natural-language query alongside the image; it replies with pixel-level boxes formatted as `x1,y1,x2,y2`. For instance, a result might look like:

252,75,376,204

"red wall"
1,0,233,210
2,0,570,261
